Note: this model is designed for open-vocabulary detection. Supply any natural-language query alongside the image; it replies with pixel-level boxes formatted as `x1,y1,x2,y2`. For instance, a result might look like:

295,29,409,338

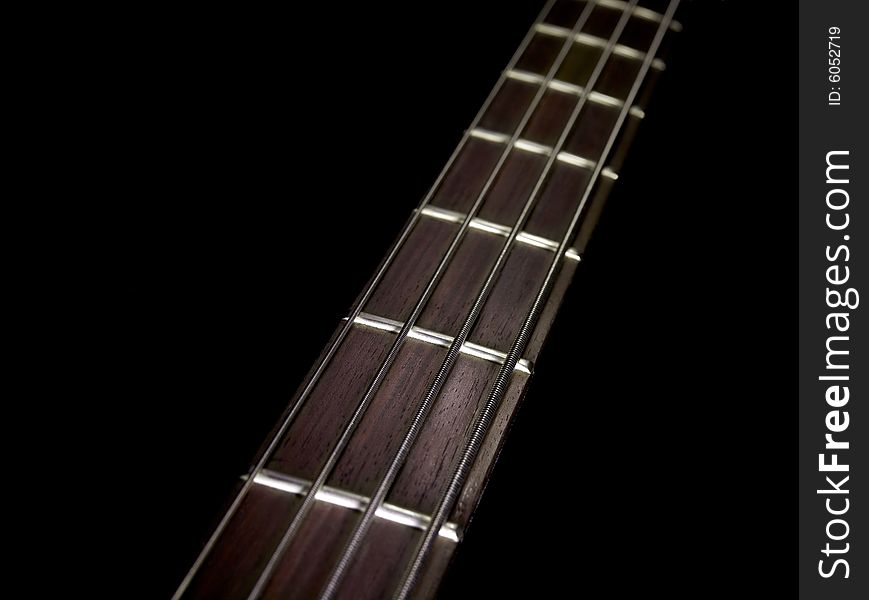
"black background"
78,1,795,597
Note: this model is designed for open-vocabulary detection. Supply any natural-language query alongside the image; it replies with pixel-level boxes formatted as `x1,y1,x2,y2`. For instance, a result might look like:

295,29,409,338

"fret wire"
169,2,558,598
535,22,669,70
418,205,584,260
247,0,599,597
468,127,625,176
322,2,646,598
250,469,461,542
350,312,535,375
394,3,681,599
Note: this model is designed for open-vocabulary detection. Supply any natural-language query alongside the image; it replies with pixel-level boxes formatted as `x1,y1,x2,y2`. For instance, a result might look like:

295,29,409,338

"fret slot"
430,136,503,214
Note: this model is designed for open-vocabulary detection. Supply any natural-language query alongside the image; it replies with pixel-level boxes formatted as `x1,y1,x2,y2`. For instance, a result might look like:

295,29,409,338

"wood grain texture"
328,519,421,600
521,88,579,147
417,229,504,337
267,325,393,480
564,102,621,162
476,149,548,225
526,256,579,362
364,217,458,323
451,370,530,526
328,337,447,497
387,353,499,515
467,244,552,353
524,161,593,241
258,503,359,599
430,137,503,214
183,487,301,599
174,3,683,597
478,78,537,136
256,503,453,600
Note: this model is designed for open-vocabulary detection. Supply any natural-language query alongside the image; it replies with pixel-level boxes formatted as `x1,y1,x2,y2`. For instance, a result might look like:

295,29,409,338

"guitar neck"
176,1,682,598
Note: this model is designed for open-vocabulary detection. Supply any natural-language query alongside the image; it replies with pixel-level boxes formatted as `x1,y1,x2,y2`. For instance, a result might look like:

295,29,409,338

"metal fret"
419,205,583,261
169,2,561,598
351,312,534,375
534,23,668,70
513,138,552,155
468,127,620,179
321,2,648,597
245,2,598,597
555,151,597,170
251,470,461,542
176,0,680,596
597,0,683,29
318,1,611,596
503,70,648,116
394,3,681,597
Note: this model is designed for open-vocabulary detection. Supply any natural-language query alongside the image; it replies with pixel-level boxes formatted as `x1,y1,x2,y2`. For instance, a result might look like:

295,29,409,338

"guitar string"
394,2,681,598
168,2,557,597
322,1,647,596
317,0,646,597
244,2,603,597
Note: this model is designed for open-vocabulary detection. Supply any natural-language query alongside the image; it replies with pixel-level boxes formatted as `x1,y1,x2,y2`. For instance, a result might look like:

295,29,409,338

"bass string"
318,0,647,596
244,2,604,597
168,2,558,598
394,2,682,599
326,0,645,596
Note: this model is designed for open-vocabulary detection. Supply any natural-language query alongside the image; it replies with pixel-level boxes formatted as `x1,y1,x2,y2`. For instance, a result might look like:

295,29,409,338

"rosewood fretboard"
175,1,682,598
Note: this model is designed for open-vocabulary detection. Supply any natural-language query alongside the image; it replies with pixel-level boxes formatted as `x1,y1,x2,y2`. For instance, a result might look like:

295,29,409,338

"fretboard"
175,1,682,598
